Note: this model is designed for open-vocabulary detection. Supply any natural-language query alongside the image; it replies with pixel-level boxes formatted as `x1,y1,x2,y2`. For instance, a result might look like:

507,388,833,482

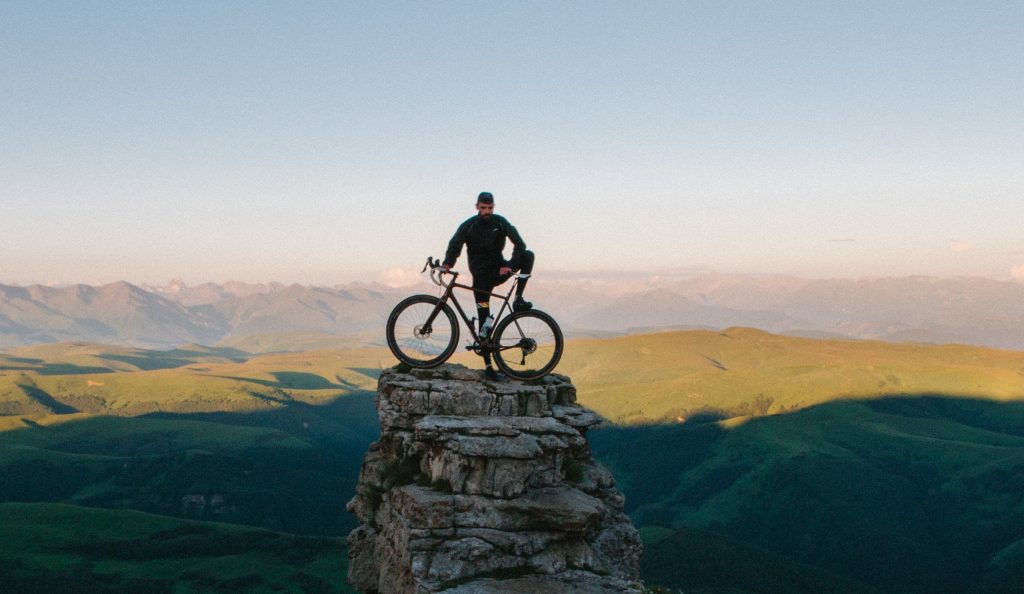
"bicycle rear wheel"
386,295,459,368
492,310,563,380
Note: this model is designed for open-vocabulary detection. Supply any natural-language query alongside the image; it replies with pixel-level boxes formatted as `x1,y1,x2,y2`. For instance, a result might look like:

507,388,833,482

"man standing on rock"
441,191,535,380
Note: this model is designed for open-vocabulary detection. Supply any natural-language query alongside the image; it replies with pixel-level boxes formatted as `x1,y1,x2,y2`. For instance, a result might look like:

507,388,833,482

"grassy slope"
558,327,1024,423
3,330,1024,592
0,406,377,536
0,343,378,591
0,502,354,593
216,330,384,353
0,345,385,416
10,328,1020,423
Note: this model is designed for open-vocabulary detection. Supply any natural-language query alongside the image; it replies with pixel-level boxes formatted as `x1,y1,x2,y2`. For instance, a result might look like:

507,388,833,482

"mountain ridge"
3,274,1024,350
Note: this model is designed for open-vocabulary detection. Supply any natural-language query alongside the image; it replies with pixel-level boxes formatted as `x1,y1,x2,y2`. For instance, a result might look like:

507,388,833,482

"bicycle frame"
423,268,521,345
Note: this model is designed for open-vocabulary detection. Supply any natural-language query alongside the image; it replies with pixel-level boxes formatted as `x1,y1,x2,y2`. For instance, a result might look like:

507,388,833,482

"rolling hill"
556,327,1024,423
0,344,386,417
0,502,353,593
1,330,1023,592
0,343,384,537
591,396,1024,593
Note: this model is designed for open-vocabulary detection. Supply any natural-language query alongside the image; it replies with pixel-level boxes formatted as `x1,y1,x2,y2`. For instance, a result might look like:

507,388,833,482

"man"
441,191,534,379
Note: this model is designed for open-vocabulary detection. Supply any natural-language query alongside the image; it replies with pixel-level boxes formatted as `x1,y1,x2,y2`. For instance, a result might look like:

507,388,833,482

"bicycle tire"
492,310,563,380
386,295,460,368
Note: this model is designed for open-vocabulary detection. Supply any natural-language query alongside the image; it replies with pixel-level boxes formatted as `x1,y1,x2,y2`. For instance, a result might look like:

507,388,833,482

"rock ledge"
346,364,643,593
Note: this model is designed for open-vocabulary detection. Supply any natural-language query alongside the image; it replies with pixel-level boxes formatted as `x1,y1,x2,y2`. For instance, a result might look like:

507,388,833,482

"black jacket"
443,214,526,283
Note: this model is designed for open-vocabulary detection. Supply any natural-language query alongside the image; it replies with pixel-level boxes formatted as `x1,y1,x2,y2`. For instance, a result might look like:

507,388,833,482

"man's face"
476,202,494,218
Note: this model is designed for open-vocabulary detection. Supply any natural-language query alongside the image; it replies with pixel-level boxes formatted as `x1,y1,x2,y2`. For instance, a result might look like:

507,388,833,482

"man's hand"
499,266,512,276
440,264,451,272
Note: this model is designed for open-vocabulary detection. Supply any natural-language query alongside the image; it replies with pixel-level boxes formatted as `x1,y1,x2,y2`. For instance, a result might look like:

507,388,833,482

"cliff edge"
346,364,644,593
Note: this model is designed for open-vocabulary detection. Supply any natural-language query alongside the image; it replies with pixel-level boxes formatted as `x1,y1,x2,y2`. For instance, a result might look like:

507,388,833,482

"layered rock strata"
347,364,643,594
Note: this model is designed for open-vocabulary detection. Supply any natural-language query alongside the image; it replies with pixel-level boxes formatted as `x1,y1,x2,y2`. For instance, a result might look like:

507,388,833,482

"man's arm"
503,217,527,270
443,219,470,268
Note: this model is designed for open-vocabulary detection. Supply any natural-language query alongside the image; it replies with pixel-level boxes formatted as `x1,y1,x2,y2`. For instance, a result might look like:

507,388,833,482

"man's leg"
472,278,499,379
472,279,494,337
515,250,534,297
513,250,535,310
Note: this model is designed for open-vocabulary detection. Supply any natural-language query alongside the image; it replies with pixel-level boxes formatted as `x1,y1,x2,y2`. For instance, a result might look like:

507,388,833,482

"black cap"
477,192,494,204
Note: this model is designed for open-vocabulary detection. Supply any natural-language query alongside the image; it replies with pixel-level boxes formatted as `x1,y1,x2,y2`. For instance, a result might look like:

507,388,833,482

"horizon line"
3,269,1024,289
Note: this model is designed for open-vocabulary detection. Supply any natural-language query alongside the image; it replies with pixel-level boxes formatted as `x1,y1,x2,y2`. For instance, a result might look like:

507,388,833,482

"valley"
1,330,1022,592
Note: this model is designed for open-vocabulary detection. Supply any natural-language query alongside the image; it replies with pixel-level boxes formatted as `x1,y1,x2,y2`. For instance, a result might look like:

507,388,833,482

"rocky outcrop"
347,365,643,594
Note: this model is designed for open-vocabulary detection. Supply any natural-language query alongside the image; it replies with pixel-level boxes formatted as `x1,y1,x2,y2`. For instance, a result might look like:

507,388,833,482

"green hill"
215,330,384,354
0,401,377,536
591,396,1024,593
2,330,1024,592
7,329,1022,424
557,327,1024,424
0,502,353,593
0,344,385,417
0,342,380,590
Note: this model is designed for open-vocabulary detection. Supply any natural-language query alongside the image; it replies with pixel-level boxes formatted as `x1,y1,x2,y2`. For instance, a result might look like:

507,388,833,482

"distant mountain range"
537,273,1024,349
2,274,1024,350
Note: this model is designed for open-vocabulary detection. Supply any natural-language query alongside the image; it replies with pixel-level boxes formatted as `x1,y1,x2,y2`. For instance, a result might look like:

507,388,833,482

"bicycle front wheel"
492,310,563,380
386,295,459,368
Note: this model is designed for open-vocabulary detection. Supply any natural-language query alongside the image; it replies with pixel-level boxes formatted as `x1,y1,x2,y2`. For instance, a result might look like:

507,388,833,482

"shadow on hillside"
92,346,249,372
350,367,382,381
164,346,250,361
859,394,1024,437
213,371,348,390
590,409,730,517
99,354,204,371
0,360,115,375
17,384,79,414
333,375,367,391
141,390,381,452
0,356,43,365
0,390,381,538
592,393,1024,514
591,393,1024,594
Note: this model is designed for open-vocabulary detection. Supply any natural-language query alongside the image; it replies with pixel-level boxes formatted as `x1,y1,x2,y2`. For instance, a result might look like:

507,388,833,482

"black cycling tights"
472,250,535,364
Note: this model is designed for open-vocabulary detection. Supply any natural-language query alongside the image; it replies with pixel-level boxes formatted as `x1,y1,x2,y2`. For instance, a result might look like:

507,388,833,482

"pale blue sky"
2,1,1022,285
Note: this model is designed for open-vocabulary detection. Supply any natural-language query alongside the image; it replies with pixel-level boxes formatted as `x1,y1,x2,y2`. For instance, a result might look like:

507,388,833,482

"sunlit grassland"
0,345,386,417
556,327,1024,423
3,329,1024,426
216,330,384,354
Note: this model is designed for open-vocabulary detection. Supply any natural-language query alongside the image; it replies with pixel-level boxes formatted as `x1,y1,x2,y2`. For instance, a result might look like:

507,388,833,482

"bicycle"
385,257,563,380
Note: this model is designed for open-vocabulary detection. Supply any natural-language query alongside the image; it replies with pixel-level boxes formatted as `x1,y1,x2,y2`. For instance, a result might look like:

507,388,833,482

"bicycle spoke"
394,303,451,356
493,311,562,379
386,295,459,367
